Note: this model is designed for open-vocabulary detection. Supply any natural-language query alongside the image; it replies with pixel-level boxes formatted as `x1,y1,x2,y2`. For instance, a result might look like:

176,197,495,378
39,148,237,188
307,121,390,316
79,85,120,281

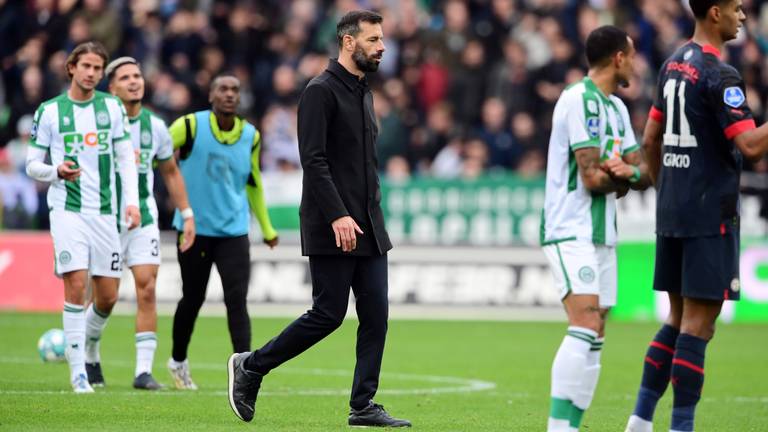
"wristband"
181,208,194,219
628,165,641,183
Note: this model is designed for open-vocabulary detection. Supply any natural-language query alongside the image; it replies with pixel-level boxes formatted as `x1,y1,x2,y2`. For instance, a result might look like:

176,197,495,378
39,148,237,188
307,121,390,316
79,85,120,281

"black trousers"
244,254,389,410
172,234,251,361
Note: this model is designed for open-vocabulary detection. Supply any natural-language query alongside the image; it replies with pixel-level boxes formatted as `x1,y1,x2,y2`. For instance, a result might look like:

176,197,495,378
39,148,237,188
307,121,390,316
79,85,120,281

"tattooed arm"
575,147,625,194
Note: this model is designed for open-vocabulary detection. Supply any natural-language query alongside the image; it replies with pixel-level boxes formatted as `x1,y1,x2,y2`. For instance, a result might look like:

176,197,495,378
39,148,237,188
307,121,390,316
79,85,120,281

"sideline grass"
0,312,765,431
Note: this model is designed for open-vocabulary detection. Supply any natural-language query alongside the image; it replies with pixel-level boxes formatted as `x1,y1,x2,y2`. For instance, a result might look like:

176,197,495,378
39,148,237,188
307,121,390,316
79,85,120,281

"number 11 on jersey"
663,78,698,148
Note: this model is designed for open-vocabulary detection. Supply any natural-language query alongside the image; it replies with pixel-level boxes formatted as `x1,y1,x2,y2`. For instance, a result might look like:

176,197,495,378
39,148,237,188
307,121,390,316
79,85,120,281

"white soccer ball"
37,329,66,362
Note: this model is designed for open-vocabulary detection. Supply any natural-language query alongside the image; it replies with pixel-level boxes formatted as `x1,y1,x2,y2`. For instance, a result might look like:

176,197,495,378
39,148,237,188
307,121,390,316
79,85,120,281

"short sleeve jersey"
541,77,639,247
30,91,131,215
116,107,174,231
649,42,755,237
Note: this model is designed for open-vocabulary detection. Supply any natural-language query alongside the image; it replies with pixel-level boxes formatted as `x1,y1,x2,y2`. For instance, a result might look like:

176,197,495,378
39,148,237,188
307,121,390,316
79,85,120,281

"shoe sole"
227,354,245,421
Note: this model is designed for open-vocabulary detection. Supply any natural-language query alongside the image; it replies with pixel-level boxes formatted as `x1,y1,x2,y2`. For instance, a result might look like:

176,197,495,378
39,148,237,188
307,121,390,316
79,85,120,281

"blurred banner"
3,174,768,321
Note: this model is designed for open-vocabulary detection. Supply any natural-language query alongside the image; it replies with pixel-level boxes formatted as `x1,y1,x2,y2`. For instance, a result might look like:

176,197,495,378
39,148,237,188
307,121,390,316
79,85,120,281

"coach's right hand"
332,216,364,252
57,160,81,181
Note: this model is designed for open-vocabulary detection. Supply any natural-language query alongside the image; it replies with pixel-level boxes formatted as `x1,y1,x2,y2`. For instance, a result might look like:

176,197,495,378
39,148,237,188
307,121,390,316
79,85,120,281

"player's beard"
352,46,381,73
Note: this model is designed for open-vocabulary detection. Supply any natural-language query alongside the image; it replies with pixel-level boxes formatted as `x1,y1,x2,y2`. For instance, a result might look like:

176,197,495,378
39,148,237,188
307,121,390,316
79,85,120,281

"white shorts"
50,210,122,278
542,240,617,307
120,224,161,268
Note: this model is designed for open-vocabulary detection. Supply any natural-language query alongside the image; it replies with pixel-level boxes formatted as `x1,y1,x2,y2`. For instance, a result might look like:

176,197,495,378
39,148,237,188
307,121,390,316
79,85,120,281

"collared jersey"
649,41,755,237
30,91,131,215
541,77,638,247
116,107,173,231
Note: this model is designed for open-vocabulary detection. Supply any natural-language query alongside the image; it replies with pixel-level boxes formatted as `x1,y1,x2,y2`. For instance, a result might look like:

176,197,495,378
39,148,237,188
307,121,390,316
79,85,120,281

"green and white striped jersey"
30,91,131,215
116,108,173,231
541,77,639,247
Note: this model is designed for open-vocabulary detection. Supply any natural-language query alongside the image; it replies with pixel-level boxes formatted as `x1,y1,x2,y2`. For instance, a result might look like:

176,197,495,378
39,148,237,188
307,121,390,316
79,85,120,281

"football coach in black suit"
226,10,411,428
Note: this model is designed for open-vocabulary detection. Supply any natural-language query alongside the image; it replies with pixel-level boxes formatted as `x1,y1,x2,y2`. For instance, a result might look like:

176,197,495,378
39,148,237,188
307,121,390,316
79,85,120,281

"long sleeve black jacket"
297,59,392,256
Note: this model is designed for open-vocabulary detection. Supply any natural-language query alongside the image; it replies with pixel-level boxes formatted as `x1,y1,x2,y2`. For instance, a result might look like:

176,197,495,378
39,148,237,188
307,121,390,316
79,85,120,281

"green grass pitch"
0,312,766,431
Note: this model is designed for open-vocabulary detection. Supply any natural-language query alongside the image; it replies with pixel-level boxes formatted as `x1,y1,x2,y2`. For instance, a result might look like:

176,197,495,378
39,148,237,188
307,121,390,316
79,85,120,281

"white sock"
626,415,653,432
135,332,157,377
549,326,598,432
573,337,604,411
63,302,86,381
85,303,109,363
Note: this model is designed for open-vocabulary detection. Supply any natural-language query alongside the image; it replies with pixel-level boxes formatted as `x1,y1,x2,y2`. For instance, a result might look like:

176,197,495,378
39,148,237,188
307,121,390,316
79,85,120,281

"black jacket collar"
327,58,368,92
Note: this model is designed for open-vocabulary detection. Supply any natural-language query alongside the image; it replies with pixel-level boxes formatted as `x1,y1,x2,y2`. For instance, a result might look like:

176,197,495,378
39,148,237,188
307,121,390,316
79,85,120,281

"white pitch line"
0,356,495,396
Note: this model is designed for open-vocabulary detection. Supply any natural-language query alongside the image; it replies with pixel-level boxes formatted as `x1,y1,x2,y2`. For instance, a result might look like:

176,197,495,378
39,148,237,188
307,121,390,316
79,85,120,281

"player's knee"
136,281,156,306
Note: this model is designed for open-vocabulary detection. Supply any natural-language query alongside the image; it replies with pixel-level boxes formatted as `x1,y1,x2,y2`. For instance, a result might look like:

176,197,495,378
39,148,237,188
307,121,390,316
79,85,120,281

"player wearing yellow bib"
164,75,278,390
540,26,651,431
25,42,140,393
78,56,196,390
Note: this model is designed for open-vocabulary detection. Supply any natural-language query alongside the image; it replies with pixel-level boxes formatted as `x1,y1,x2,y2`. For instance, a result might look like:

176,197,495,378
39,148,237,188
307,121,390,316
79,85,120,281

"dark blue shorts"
653,232,740,301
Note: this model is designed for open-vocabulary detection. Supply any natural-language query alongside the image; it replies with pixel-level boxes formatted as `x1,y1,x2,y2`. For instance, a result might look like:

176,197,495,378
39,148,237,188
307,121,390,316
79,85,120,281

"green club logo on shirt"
59,251,72,265
96,111,110,127
578,266,596,283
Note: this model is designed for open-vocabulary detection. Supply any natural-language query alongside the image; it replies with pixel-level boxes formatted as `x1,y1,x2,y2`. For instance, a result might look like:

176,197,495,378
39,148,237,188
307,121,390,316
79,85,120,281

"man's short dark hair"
210,73,240,91
689,0,729,20
585,25,630,68
336,10,383,47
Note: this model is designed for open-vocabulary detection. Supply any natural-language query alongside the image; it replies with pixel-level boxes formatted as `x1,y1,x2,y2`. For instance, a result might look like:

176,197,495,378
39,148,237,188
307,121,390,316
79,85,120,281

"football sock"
63,302,86,381
633,324,680,421
548,326,597,432
85,303,110,363
135,332,157,377
670,333,707,432
568,337,604,430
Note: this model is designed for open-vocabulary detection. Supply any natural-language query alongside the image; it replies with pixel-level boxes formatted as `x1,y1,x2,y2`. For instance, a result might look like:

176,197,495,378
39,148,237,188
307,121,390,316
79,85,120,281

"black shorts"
653,232,740,301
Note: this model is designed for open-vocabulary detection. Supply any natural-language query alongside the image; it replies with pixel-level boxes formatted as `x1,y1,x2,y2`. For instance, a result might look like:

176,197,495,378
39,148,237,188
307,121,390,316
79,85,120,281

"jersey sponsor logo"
587,117,600,138
63,131,112,155
666,61,699,83
724,86,745,108
138,149,151,172
578,266,595,283
663,152,691,168
59,251,72,265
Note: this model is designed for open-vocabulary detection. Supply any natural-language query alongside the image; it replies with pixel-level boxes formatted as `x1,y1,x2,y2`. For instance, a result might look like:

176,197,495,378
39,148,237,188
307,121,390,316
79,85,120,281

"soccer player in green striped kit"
72,57,196,390
540,27,651,430
25,42,140,393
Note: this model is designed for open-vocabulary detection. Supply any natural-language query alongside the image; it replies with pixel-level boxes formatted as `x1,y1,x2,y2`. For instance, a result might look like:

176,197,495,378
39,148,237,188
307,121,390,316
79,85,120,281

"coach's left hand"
126,205,140,230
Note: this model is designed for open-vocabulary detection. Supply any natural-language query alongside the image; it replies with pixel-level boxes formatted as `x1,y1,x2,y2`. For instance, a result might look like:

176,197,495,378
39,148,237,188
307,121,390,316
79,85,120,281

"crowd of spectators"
3,0,768,229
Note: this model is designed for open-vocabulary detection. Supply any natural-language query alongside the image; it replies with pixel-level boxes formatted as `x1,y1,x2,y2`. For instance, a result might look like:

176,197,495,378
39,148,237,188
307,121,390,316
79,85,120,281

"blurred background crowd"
3,0,768,230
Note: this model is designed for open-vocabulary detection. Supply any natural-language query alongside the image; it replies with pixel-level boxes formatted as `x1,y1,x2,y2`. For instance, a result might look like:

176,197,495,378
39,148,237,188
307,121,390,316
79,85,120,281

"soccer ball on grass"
37,329,66,362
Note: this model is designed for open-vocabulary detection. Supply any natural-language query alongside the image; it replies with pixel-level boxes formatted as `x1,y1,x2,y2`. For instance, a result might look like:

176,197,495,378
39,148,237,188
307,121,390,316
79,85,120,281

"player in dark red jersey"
623,1,768,431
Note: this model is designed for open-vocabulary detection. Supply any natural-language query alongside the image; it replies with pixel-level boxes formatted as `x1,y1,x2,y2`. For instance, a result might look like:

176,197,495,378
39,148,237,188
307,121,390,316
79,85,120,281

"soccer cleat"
348,402,412,428
625,415,653,432
227,353,262,422
72,373,95,393
133,372,164,390
167,358,198,390
85,362,105,387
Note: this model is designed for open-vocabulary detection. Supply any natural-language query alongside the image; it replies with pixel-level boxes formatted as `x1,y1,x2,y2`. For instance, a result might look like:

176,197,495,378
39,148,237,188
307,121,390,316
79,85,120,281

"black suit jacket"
297,59,392,256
